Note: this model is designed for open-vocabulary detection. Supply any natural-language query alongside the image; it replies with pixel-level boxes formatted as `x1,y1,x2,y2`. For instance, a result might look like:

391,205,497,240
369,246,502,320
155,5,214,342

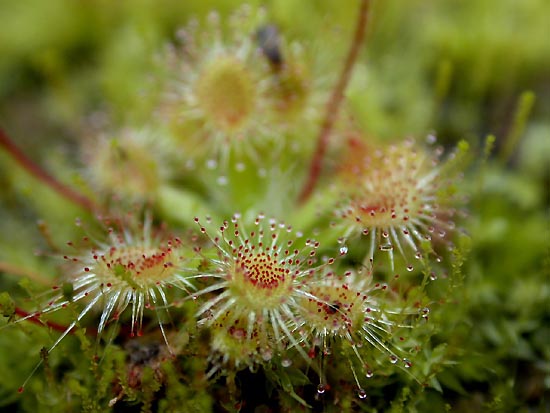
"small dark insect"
256,24,283,68
325,302,341,315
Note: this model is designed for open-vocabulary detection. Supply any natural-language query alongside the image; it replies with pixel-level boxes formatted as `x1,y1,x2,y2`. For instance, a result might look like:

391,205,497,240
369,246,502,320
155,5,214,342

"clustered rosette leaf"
297,270,418,390
159,6,278,163
188,213,425,398
156,5,331,166
192,214,325,371
5,211,431,397
82,127,174,205
16,216,195,345
334,137,461,272
3,214,198,393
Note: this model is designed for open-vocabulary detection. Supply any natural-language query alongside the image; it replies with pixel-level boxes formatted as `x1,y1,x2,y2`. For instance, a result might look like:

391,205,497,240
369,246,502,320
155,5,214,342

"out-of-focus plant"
0,0,548,412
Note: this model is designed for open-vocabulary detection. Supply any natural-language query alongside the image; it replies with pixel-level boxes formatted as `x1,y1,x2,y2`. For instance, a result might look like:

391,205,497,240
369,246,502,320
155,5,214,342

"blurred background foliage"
0,0,548,412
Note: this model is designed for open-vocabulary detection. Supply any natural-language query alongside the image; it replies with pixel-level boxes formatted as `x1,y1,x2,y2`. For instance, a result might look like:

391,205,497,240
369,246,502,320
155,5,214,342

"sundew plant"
0,1,548,412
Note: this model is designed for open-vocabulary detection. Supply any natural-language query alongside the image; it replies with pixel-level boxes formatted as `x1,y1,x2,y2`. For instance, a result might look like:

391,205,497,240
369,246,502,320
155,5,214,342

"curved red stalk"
298,0,371,204
14,307,137,340
0,127,98,213
14,307,82,334
14,307,102,337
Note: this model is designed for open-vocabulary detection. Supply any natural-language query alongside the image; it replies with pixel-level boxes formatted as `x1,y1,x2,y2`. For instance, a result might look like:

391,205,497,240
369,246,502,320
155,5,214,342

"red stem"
15,307,76,334
15,307,99,337
298,0,370,204
0,127,98,213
